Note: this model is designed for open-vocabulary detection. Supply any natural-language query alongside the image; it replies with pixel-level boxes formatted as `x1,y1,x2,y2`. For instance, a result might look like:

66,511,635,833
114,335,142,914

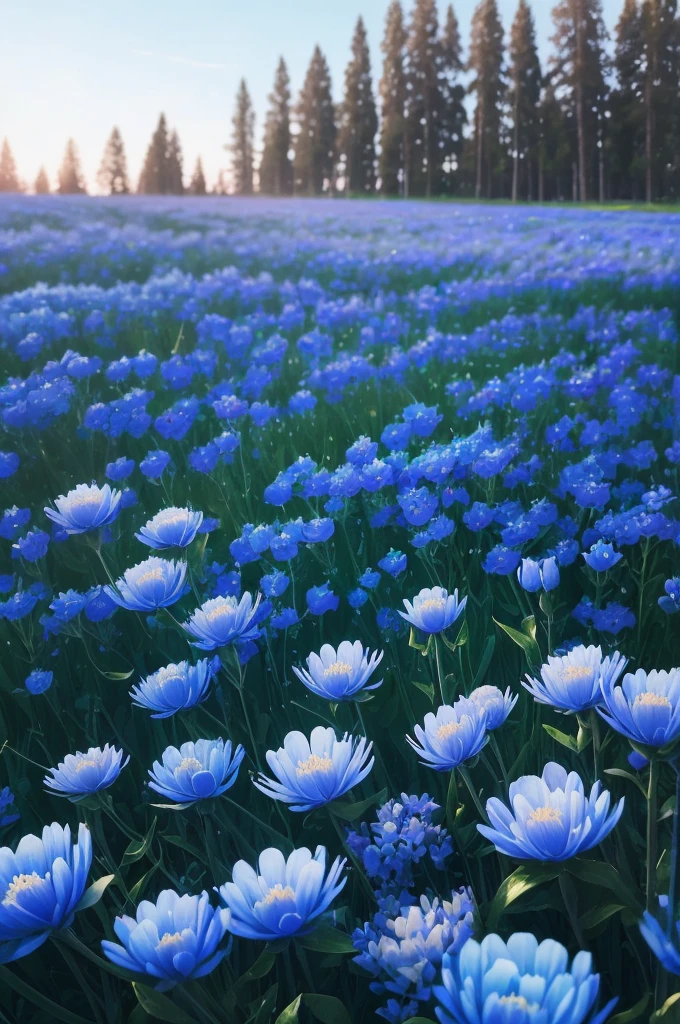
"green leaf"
603,768,648,798
493,617,541,668
408,627,430,653
0,966,94,1024
235,943,287,991
565,859,643,913
329,787,387,821
412,680,435,702
296,924,355,954
133,983,197,1023
402,1019,438,1024
578,902,625,931
303,994,352,1024
542,725,578,753
445,770,459,833
650,992,680,1023
608,992,650,1023
441,618,468,652
151,801,196,810
122,817,157,866
74,873,115,912
162,833,208,862
128,863,158,904
101,669,135,680
246,983,278,1023
486,864,560,930
275,996,302,1024
471,635,496,690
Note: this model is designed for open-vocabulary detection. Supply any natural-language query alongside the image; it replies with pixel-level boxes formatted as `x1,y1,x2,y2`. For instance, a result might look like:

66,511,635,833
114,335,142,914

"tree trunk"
598,146,604,204
539,149,544,202
575,1,588,202
512,99,520,202
475,103,484,200
528,155,534,202
645,74,654,203
572,161,578,202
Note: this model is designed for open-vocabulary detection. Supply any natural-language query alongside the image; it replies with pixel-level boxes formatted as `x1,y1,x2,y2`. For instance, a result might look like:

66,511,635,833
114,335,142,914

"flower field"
1,195,680,1024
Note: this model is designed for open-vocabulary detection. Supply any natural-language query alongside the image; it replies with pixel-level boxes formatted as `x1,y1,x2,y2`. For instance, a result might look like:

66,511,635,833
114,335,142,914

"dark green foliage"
231,79,255,196
339,17,378,194
294,46,336,196
378,0,407,196
509,0,542,201
260,58,293,196
57,139,86,195
97,127,130,196
0,139,20,193
469,0,506,199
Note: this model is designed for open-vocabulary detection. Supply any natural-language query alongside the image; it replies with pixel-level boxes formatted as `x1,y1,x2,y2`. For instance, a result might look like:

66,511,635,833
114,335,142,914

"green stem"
433,636,446,705
647,757,660,912
0,966,94,1024
590,708,601,781
458,765,488,823
489,733,509,789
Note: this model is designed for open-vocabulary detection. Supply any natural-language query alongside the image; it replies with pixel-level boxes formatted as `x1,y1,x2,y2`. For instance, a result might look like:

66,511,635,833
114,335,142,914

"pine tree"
97,127,130,195
509,0,542,201
167,130,184,194
611,0,645,198
405,0,444,197
231,79,255,196
260,58,293,196
294,46,336,196
379,0,407,195
469,0,506,199
538,83,571,200
58,139,86,194
0,139,20,192
550,0,609,202
34,166,50,195
440,4,467,193
641,0,679,200
138,114,170,194
189,158,207,195
339,17,378,194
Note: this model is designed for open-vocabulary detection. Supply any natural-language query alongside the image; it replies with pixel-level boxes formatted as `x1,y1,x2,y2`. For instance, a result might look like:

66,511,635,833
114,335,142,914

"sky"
2,0,624,193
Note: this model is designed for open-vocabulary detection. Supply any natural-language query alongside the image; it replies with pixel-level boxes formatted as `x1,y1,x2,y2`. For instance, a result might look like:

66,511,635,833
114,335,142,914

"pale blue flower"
106,557,187,612
407,704,487,771
0,822,92,962
478,762,624,861
45,483,121,535
102,889,230,990
598,667,680,750
130,659,216,718
434,931,616,1024
640,896,680,975
218,845,346,940
459,685,517,730
399,587,466,635
184,593,261,651
135,507,203,550
292,641,383,701
524,645,627,713
149,739,245,805
44,744,128,801
255,726,373,812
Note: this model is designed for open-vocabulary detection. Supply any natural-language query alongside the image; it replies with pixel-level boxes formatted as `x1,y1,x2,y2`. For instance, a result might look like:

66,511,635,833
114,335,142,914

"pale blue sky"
2,0,623,192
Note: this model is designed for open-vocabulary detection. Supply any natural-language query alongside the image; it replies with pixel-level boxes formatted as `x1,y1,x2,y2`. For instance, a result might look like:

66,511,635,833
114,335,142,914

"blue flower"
185,593,262,651
306,583,339,616
524,645,627,714
44,744,129,801
293,641,383,701
407,705,487,771
135,507,203,550
0,788,20,829
399,586,466,635
105,457,135,482
83,585,118,622
106,557,187,612
517,557,560,593
378,550,407,578
260,570,289,598
25,669,53,695
218,845,346,940
462,685,517,730
640,896,680,975
359,568,380,589
434,932,617,1024
583,541,624,571
482,545,521,575
353,891,474,1020
478,762,624,861
0,452,20,479
130,659,217,718
102,889,230,990
50,590,87,622
140,450,171,479
271,608,299,629
44,483,122,535
598,668,680,751
659,578,680,615
12,530,50,562
255,726,374,811
0,822,92,962
348,587,369,608
148,739,245,805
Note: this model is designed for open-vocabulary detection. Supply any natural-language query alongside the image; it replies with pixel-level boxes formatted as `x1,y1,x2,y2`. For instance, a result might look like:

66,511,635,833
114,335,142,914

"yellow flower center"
178,757,204,774
136,568,166,585
297,754,333,776
75,759,99,771
324,662,352,678
527,806,562,825
262,884,296,905
419,598,445,612
437,721,463,739
562,665,593,681
207,604,231,621
160,511,188,526
157,931,184,949
634,693,672,709
3,872,47,906
499,996,535,1010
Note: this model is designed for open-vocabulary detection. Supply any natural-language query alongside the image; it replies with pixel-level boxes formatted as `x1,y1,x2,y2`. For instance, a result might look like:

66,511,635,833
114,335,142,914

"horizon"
3,0,623,194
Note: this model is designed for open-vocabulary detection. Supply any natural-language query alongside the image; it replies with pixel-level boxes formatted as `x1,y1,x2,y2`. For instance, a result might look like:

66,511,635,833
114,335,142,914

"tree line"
1,0,678,204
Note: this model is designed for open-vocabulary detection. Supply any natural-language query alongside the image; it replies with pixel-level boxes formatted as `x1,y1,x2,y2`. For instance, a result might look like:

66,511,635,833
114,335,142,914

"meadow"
0,194,679,1024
